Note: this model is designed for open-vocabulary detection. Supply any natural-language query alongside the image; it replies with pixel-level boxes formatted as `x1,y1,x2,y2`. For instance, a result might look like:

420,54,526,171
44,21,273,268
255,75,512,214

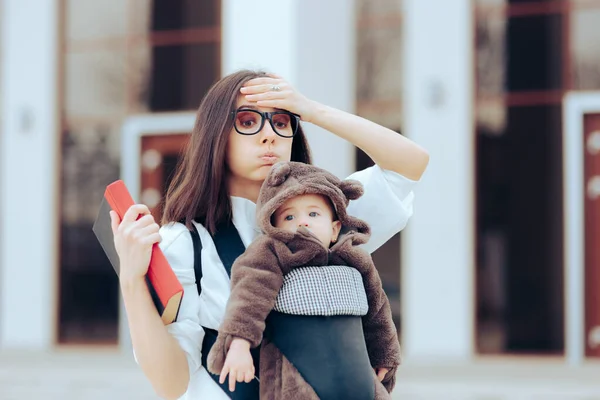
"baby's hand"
219,338,255,392
374,367,389,382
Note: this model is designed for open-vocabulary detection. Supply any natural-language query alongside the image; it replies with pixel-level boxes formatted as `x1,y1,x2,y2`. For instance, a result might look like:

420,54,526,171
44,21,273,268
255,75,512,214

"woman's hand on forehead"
240,75,318,123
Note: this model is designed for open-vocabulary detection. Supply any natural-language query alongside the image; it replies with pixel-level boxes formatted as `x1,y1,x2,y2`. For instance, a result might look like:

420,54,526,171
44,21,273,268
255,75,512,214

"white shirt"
153,165,416,399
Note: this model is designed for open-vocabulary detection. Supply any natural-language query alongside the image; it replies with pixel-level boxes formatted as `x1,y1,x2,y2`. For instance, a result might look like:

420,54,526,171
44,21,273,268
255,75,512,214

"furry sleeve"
361,256,402,392
207,236,284,374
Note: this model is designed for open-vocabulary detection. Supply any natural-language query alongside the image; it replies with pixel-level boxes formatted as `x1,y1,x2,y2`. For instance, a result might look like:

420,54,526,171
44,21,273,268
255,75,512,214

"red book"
93,180,183,325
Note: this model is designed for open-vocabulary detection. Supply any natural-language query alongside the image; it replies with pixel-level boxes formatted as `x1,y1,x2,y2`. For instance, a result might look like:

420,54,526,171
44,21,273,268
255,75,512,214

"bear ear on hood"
267,162,292,187
339,179,364,201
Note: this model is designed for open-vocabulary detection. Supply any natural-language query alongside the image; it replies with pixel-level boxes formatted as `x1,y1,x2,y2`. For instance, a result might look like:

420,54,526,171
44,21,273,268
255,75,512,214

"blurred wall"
0,0,60,349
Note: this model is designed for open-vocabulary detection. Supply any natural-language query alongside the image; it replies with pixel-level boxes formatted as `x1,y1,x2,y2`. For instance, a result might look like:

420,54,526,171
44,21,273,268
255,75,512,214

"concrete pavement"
1,350,600,400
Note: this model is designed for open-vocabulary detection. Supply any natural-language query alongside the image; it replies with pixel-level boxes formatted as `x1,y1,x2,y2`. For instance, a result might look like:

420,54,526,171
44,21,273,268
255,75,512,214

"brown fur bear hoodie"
207,161,401,399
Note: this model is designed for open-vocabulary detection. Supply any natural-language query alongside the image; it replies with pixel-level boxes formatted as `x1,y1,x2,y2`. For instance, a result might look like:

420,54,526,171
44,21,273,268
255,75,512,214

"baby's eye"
284,215,294,221
309,211,319,217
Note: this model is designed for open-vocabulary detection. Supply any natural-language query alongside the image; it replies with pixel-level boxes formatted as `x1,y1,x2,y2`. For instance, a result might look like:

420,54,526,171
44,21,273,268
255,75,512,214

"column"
401,0,475,360
0,0,60,349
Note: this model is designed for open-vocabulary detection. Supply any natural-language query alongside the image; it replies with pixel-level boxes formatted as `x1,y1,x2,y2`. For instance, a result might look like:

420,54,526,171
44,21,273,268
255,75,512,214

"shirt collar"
230,196,261,235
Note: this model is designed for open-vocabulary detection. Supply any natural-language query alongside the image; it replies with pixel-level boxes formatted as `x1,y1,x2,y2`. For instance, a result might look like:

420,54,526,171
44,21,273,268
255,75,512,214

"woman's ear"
339,180,364,201
268,162,291,186
331,220,342,243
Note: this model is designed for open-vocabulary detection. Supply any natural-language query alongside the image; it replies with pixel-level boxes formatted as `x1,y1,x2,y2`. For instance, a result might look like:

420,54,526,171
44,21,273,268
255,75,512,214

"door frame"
563,91,600,365
121,112,197,203
118,111,196,350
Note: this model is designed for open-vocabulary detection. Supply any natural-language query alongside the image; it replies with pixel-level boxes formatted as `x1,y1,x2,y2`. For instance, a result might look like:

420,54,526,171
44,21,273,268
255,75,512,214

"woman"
110,70,429,400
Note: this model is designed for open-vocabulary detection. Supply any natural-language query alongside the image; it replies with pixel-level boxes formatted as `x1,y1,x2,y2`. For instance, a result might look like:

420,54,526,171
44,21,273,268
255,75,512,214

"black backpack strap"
212,222,247,278
189,221,246,295
188,221,259,399
189,222,203,296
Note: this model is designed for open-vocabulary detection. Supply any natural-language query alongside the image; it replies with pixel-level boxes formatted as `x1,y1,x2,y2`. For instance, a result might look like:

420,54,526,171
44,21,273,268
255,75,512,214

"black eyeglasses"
231,109,300,138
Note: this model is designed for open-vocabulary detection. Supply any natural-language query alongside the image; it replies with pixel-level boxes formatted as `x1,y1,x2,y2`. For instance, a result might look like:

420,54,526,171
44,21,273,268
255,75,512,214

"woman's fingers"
241,84,277,95
243,77,280,87
241,83,287,95
121,204,151,224
121,214,155,239
138,223,161,245
240,75,311,120
135,214,157,229
138,220,159,235
244,91,287,102
110,205,153,239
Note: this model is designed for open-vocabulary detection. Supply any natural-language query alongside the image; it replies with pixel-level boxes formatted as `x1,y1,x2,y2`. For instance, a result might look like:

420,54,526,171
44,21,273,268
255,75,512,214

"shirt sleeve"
346,165,418,254
159,222,206,379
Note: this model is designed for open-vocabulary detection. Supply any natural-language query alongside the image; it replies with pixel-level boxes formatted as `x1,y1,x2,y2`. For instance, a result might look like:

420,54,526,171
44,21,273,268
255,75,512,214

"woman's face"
226,95,294,183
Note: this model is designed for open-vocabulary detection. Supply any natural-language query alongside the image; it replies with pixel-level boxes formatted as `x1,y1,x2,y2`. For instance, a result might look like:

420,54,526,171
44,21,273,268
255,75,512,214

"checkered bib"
273,265,369,316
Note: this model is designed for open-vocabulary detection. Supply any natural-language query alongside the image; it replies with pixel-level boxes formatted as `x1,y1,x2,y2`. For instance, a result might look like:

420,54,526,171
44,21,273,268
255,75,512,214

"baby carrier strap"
189,221,260,400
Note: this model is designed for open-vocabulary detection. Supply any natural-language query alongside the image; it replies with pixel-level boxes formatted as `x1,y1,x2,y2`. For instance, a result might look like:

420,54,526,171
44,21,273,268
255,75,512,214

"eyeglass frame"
230,108,301,138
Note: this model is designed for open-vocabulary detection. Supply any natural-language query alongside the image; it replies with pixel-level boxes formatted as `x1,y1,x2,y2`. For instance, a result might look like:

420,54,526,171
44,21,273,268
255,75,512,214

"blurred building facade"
2,0,600,367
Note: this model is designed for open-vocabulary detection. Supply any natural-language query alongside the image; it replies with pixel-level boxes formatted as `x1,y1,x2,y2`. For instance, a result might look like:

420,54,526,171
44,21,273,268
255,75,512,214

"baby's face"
273,193,342,248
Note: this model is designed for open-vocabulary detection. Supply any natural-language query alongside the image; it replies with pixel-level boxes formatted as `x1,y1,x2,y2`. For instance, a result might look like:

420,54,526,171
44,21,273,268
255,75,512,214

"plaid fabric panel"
274,265,369,316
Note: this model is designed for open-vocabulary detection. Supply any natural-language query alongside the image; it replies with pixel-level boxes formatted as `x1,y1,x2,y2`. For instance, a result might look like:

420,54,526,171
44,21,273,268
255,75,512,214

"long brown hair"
161,70,312,233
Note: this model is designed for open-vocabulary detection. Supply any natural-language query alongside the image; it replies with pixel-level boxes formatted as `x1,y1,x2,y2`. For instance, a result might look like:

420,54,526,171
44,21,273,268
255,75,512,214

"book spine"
105,181,182,306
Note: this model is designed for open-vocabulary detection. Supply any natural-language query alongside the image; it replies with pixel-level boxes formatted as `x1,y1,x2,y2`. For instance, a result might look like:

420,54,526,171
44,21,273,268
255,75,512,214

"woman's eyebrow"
237,104,258,110
237,105,290,113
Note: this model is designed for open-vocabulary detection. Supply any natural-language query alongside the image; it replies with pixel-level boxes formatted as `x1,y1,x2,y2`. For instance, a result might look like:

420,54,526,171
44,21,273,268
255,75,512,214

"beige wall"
1,0,61,349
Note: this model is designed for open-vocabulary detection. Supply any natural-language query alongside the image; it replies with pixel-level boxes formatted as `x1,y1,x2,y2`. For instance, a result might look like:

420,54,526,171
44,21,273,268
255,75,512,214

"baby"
207,161,400,400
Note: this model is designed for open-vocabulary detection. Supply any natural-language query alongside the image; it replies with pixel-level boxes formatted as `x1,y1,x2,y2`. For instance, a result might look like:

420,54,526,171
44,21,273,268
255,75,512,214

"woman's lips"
260,155,279,164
